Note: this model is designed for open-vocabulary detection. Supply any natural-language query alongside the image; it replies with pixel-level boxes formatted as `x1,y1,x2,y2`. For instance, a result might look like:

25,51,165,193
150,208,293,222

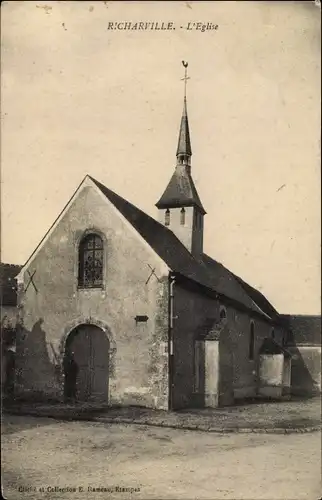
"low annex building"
282,314,321,396
13,73,291,410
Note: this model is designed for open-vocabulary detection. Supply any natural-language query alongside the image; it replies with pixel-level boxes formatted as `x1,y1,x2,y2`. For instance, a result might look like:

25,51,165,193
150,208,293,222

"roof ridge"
231,271,280,317
202,253,276,319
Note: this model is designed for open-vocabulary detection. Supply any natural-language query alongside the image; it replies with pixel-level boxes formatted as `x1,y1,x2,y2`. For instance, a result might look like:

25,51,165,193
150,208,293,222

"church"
14,68,291,410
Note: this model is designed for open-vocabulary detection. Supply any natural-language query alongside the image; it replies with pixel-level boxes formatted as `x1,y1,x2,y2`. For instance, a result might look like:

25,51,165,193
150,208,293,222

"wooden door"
69,327,91,401
89,327,110,401
66,325,110,402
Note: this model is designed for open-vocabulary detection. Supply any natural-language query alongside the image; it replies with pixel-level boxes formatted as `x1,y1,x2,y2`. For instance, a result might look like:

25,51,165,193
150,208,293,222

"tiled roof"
90,176,277,320
0,263,22,307
201,254,268,316
259,337,292,358
155,166,206,213
280,314,321,346
231,273,280,321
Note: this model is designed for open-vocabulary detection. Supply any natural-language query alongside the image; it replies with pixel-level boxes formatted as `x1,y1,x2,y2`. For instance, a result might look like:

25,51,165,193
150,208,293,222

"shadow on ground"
1,414,60,436
2,395,321,433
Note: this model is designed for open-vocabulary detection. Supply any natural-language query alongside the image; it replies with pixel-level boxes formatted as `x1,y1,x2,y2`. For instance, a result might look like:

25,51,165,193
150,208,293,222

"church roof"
193,318,226,341
259,337,292,358
90,176,278,320
231,272,280,321
201,254,274,318
155,166,206,214
280,314,321,346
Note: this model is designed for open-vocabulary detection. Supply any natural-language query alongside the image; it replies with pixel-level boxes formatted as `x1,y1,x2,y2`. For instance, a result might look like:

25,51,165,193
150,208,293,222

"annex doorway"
64,324,110,403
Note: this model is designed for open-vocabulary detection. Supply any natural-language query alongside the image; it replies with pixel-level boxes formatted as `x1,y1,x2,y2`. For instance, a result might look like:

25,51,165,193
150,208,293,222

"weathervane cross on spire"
181,61,190,99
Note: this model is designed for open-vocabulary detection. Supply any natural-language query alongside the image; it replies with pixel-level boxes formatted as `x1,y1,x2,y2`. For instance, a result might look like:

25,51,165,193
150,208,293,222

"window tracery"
78,233,104,288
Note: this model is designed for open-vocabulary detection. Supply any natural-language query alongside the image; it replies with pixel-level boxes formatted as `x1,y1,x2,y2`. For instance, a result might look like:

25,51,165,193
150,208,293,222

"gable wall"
16,184,169,408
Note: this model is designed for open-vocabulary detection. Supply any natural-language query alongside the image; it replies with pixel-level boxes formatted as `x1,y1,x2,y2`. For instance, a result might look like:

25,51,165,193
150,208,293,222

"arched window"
271,327,275,339
165,209,170,226
180,208,186,225
249,321,255,360
78,233,104,288
220,306,227,322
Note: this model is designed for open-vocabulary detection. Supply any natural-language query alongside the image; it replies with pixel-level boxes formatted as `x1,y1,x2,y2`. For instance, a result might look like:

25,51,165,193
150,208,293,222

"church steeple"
176,62,192,166
176,100,192,160
156,62,206,259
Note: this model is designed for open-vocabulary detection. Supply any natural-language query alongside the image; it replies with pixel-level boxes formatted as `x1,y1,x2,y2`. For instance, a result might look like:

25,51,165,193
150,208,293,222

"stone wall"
1,305,19,329
225,306,283,401
171,279,282,409
171,281,219,409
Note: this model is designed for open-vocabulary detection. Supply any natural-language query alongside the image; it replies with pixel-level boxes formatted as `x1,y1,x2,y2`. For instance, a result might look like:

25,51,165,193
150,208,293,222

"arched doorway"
64,324,110,403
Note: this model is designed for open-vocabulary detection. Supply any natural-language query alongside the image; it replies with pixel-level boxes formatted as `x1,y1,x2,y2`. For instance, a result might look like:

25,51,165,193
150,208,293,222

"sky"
1,1,321,314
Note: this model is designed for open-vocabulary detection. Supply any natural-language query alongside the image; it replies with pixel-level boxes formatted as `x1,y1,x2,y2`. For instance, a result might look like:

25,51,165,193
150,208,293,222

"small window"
249,321,255,360
165,209,170,226
271,327,275,339
180,208,185,225
78,233,104,288
220,307,227,322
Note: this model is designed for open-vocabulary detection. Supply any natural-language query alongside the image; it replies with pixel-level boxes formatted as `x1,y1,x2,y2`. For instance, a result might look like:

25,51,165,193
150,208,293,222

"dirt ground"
1,415,321,500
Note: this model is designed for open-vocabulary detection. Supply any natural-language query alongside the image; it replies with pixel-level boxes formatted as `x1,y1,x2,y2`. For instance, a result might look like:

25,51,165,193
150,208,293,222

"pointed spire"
176,61,192,158
155,61,206,215
176,97,192,157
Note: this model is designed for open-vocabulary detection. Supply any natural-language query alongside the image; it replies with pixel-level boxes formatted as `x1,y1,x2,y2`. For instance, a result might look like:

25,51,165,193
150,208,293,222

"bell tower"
156,62,206,259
